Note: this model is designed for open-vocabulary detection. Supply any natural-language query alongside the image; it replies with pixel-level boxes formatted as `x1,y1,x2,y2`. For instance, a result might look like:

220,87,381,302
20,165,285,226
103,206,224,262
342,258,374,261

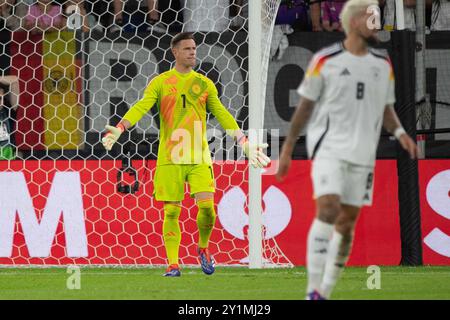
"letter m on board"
0,172,88,257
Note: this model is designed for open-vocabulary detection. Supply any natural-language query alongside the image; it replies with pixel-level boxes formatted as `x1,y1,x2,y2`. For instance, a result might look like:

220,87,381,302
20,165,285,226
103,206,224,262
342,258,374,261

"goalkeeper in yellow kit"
102,32,270,277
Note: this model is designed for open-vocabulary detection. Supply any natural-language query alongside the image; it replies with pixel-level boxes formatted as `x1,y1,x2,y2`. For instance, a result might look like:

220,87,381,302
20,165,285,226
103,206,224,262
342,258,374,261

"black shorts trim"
311,116,330,160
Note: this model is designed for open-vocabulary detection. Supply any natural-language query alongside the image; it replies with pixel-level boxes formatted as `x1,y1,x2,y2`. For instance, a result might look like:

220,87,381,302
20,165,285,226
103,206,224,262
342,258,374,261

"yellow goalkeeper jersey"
123,68,240,165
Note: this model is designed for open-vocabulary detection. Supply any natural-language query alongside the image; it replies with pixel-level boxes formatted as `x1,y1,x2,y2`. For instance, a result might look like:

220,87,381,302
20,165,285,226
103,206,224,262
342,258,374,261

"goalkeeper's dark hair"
171,32,195,48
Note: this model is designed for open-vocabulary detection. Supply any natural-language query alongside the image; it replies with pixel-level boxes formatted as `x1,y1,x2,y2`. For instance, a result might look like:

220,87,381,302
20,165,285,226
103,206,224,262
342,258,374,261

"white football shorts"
311,157,375,207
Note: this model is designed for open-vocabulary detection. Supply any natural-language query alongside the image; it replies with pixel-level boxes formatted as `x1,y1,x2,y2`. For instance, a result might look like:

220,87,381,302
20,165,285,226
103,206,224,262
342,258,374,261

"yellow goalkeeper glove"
102,124,125,151
239,137,271,168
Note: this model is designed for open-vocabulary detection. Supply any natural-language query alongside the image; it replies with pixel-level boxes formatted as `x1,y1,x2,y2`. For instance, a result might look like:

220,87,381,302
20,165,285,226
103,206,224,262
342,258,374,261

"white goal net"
0,0,292,267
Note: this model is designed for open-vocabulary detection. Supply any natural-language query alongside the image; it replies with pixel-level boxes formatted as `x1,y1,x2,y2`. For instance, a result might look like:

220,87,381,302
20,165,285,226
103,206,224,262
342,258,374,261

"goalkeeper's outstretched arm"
206,87,270,168
102,78,159,151
101,119,132,151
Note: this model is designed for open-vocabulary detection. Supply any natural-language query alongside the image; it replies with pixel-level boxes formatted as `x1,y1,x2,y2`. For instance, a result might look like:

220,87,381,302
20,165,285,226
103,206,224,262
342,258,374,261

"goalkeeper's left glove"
239,137,271,168
102,123,125,151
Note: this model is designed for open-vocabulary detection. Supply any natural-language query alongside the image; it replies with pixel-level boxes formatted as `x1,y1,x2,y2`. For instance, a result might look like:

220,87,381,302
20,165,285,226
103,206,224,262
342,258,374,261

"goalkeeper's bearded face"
172,39,197,68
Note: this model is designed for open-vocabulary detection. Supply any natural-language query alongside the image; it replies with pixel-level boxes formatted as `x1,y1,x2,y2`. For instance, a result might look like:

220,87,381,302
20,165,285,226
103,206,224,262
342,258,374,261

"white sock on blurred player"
320,230,352,298
306,218,334,294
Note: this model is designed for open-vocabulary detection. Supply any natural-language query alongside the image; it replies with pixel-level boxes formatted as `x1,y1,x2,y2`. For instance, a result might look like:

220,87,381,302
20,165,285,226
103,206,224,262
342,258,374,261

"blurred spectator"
12,1,35,30
84,0,123,32
64,0,89,32
431,0,450,30
271,0,307,61
0,76,19,160
118,0,152,33
0,0,22,30
270,24,294,60
23,0,66,34
109,0,123,32
381,0,416,30
181,0,230,32
275,0,309,31
310,1,322,31
147,0,158,23
321,0,346,32
146,0,183,32
230,0,247,29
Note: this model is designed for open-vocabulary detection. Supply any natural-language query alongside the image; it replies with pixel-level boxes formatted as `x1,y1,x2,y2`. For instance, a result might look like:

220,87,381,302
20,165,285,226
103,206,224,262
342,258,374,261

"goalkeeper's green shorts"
153,164,215,201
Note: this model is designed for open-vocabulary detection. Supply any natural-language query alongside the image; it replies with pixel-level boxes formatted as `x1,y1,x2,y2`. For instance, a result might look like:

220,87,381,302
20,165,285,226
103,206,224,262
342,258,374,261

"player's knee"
197,198,216,217
164,203,181,220
317,198,341,224
335,218,356,239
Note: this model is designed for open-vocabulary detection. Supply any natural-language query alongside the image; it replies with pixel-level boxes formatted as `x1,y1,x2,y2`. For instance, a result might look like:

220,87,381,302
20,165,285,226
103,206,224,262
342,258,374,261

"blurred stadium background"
0,0,448,299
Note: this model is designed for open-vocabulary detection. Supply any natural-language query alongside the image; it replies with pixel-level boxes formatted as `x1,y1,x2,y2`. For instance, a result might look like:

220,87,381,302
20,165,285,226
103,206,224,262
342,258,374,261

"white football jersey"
383,0,416,30
431,0,450,31
298,42,396,167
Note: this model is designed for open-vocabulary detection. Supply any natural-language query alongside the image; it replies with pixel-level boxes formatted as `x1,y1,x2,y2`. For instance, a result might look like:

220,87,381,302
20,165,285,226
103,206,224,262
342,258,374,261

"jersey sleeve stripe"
311,116,330,160
370,51,395,80
387,58,395,80
306,49,343,77
306,56,326,77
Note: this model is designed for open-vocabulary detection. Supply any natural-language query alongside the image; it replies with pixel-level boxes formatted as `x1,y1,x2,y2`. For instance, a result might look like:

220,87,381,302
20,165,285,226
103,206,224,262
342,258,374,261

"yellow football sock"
196,199,216,249
163,203,182,266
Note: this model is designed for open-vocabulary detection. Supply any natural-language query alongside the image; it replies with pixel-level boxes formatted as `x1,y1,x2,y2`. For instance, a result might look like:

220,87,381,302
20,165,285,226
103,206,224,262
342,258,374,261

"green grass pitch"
0,266,449,300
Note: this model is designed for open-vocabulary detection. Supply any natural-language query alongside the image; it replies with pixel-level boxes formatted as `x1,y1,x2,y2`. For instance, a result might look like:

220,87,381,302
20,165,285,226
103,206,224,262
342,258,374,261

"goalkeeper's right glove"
102,124,125,151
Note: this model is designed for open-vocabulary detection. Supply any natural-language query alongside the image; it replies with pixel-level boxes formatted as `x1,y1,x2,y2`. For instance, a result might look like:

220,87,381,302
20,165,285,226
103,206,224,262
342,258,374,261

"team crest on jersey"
189,77,207,99
371,67,380,80
320,175,328,185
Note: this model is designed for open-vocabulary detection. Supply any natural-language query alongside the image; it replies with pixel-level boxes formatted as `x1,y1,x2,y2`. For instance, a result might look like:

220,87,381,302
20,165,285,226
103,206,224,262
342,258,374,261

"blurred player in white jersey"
276,0,419,300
